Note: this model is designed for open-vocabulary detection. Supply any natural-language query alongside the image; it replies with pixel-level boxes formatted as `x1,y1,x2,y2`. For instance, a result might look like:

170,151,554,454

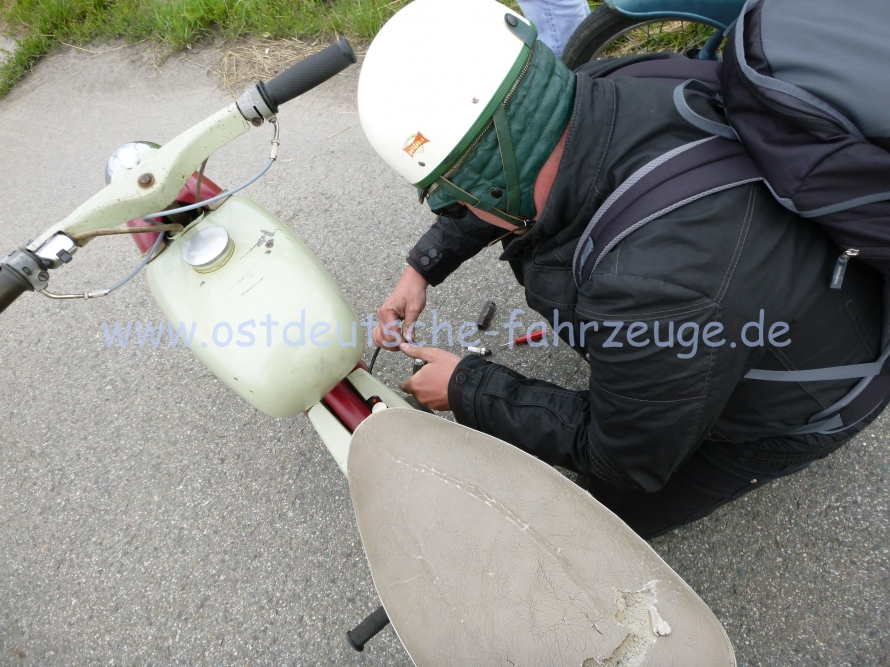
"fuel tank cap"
181,226,234,273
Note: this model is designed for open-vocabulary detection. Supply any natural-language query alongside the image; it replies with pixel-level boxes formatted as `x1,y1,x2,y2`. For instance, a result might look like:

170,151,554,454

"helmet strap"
504,13,538,47
434,176,532,228
491,106,522,219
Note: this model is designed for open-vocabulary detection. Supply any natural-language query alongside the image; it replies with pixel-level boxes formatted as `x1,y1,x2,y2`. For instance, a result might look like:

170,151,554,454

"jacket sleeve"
448,275,754,493
407,210,505,286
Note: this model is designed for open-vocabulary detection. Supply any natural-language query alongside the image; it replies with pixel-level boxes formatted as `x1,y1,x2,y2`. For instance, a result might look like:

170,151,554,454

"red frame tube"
322,380,372,433
126,172,224,254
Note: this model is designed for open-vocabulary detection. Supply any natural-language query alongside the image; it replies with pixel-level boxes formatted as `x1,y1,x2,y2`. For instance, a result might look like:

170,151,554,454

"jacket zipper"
831,248,859,289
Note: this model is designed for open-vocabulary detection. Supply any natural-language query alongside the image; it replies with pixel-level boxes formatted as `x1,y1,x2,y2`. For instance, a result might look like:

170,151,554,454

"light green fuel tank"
147,196,363,417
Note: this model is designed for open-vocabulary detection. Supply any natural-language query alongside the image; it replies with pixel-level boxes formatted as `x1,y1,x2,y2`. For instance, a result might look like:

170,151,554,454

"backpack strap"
571,133,890,435
673,80,740,142
743,325,890,435
572,136,760,285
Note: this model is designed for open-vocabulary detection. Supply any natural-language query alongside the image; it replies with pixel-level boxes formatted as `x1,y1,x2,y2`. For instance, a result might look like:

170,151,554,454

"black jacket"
406,69,884,493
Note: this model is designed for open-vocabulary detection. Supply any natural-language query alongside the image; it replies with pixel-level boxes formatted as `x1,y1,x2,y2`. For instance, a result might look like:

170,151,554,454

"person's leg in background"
517,0,591,59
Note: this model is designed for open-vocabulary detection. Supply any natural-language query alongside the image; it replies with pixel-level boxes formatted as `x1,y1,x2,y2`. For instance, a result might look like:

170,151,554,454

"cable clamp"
269,116,280,160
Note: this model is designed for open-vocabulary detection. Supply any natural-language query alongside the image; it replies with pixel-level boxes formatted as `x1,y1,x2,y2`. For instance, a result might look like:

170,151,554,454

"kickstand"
346,605,390,652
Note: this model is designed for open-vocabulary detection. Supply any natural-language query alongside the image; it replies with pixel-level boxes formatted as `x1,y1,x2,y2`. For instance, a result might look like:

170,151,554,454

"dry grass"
0,0,394,98
212,36,367,96
600,20,719,58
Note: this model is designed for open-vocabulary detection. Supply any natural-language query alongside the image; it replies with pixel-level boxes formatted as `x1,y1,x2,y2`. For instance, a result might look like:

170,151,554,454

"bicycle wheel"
561,4,723,70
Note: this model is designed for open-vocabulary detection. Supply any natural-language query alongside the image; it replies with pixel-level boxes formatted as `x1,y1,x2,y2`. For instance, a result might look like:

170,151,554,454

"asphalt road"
0,42,887,666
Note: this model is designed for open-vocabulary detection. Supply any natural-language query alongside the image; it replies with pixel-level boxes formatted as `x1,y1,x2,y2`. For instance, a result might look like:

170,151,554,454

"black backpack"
572,0,890,435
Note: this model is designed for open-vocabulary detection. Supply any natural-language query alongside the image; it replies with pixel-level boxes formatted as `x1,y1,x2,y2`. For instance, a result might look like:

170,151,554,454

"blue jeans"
518,0,591,58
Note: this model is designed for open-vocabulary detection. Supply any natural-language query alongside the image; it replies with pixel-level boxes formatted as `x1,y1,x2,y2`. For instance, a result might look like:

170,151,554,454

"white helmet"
358,0,536,191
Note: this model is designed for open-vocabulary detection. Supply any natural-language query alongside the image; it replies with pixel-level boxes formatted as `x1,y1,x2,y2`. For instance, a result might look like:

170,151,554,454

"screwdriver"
502,330,546,347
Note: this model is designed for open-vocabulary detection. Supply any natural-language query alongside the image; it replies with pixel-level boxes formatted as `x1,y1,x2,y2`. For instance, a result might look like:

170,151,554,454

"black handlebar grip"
259,39,356,112
346,605,390,652
0,264,30,314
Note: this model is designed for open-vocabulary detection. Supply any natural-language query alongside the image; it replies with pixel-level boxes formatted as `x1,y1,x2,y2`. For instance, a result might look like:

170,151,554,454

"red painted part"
175,172,224,206
126,217,162,255
126,172,224,254
513,329,546,345
301,364,368,418
322,380,372,433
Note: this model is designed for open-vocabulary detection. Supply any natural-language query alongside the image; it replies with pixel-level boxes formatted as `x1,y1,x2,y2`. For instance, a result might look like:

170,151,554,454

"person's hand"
399,343,462,411
373,266,428,350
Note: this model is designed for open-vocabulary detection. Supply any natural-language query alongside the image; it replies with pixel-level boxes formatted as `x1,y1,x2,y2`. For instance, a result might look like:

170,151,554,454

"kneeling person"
357,0,885,538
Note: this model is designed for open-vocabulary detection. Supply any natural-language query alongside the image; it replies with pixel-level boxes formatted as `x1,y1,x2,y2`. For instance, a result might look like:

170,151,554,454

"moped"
562,0,746,68
0,41,736,665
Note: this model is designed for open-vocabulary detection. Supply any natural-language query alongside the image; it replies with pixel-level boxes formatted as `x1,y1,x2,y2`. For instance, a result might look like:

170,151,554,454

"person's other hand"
398,343,461,411
373,266,429,350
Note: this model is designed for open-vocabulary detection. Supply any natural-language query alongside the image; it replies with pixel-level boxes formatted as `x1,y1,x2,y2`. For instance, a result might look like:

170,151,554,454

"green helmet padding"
427,40,576,225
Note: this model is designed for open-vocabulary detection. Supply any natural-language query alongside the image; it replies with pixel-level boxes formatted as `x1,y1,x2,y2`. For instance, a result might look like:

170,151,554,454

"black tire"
561,5,721,70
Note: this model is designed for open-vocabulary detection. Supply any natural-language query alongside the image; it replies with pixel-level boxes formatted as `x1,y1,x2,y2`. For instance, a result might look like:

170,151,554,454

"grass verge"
0,1,710,100
0,0,414,97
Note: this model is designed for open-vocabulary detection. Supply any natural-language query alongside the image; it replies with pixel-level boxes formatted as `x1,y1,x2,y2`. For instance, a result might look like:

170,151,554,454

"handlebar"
4,41,358,310
0,264,31,314
257,39,357,113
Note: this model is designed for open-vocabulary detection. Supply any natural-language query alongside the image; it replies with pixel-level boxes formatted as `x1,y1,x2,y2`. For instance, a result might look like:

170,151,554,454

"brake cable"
40,118,280,301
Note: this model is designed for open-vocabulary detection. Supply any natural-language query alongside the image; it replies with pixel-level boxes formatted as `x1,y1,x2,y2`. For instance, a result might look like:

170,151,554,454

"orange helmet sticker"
403,132,429,158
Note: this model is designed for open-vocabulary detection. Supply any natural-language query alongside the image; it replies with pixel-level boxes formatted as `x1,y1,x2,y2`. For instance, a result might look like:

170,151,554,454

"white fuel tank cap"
181,226,234,273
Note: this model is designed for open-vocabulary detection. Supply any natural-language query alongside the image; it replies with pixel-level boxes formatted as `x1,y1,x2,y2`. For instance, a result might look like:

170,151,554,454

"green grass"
0,0,414,97
0,0,721,100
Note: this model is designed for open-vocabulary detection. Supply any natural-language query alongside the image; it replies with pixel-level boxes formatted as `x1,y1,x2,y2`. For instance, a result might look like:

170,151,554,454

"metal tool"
476,300,496,330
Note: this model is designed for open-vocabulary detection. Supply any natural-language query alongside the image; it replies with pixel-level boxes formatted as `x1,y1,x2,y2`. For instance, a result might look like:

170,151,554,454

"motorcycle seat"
348,409,735,666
